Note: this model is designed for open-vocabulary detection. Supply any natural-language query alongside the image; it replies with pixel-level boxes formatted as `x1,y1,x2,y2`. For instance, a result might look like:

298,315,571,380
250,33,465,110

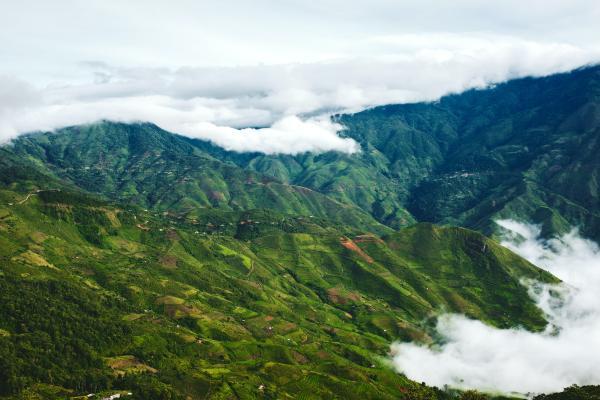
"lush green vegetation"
9,122,388,236
0,177,552,398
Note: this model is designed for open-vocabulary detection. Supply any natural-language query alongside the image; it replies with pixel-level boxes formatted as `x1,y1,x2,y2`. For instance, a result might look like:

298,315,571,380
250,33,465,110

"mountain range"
1,65,599,399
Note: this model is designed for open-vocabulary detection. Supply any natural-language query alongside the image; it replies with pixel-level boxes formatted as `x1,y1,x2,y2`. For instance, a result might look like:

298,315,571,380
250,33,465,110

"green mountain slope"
188,139,416,229
397,66,600,239
0,170,554,398
9,122,388,235
339,65,600,239
10,66,600,238
183,65,600,239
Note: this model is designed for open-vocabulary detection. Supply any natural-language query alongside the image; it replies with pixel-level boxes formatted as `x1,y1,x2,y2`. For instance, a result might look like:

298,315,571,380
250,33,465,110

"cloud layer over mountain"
2,35,599,154
391,220,600,395
1,1,600,154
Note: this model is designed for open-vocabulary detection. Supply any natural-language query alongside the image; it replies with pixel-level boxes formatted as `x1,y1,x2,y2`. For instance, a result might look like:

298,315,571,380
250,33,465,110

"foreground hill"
0,161,555,398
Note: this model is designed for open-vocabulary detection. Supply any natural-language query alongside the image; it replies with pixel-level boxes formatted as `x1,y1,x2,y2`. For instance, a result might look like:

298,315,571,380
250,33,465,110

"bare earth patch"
339,237,374,263
327,286,362,305
159,254,178,269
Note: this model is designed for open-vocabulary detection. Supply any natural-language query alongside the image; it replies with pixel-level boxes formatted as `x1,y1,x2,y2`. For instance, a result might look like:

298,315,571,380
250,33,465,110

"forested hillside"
181,66,600,239
0,153,554,399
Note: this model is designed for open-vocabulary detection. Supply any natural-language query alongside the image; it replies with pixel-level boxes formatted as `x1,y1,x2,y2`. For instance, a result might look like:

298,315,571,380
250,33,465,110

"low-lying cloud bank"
2,34,600,154
0,80,358,155
391,220,600,395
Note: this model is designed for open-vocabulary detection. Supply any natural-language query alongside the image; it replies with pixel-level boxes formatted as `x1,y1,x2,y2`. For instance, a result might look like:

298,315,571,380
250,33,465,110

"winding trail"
17,189,61,205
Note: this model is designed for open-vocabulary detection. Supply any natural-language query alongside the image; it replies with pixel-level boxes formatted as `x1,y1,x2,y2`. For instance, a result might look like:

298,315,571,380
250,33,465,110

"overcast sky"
2,0,600,153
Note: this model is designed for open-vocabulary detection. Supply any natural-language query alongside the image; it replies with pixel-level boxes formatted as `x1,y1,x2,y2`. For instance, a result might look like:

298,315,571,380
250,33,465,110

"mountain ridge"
178,64,600,239
9,65,600,240
9,122,391,235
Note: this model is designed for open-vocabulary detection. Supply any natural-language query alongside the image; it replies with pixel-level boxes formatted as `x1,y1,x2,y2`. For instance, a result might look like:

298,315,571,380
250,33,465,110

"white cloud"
172,116,359,155
390,220,600,395
0,86,357,155
3,1,600,81
1,33,599,154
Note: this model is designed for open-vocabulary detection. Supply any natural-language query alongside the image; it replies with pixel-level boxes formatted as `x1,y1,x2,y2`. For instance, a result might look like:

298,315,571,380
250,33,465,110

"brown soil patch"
209,191,225,201
245,280,261,290
327,287,362,305
327,287,345,304
280,322,297,333
340,237,374,263
291,350,309,364
166,230,179,240
159,255,178,269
